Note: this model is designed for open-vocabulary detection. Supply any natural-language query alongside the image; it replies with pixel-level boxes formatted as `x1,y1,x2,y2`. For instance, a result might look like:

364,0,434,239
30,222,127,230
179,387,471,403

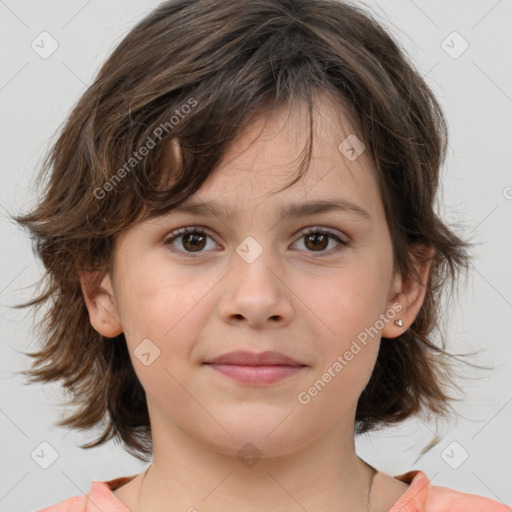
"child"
12,0,510,511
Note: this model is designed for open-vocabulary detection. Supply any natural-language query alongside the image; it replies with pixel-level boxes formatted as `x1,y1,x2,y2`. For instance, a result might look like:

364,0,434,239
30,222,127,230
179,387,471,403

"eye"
291,227,347,257
163,227,218,256
163,226,347,258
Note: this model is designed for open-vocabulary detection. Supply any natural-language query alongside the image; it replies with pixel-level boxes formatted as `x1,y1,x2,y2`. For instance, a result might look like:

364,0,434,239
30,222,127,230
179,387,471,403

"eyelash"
163,226,348,258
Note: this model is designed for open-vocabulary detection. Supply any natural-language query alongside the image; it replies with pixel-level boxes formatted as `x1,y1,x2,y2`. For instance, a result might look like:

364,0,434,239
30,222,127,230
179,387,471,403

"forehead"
168,91,383,220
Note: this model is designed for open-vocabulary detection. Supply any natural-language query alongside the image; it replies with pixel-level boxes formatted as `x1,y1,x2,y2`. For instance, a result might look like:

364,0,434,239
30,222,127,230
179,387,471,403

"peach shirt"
36,470,511,512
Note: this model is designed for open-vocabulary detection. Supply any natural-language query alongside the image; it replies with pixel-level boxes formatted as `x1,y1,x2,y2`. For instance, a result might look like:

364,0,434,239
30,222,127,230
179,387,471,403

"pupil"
306,233,328,251
184,233,205,251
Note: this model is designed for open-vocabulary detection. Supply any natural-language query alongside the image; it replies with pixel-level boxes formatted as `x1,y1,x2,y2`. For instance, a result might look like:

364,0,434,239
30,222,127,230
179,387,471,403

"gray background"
0,1,511,511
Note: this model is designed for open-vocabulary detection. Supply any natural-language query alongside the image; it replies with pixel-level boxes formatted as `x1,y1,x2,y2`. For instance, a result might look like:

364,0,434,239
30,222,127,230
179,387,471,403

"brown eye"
293,228,347,257
164,227,217,256
304,232,329,251
181,232,207,252
164,226,347,258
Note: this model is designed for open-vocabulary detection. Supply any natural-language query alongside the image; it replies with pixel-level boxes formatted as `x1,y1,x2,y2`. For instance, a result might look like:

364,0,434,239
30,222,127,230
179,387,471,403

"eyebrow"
170,198,371,221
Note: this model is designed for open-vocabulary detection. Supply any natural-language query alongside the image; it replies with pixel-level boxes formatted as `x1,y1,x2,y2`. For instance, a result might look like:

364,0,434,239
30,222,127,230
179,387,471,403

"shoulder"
390,470,511,512
34,476,136,512
424,483,511,512
35,494,88,512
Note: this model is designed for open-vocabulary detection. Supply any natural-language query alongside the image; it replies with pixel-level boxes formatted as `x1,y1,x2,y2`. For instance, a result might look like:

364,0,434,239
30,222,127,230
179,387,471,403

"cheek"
305,257,388,326
298,252,390,376
116,268,200,404
116,259,215,364
115,254,188,329
301,273,383,409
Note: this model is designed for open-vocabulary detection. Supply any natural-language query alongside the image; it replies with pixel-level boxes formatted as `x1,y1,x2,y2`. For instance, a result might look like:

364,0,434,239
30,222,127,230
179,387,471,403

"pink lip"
203,350,307,385
204,350,304,366
207,364,305,385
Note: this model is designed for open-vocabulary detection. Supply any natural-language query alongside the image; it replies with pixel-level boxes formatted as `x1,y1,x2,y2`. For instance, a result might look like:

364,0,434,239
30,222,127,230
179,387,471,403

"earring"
395,319,403,327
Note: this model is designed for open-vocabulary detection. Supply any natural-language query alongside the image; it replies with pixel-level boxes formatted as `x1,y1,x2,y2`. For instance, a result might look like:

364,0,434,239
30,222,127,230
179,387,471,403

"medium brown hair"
12,0,487,462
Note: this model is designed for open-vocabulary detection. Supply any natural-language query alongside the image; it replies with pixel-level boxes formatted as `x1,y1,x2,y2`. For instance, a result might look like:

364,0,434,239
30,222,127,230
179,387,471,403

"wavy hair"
12,0,487,462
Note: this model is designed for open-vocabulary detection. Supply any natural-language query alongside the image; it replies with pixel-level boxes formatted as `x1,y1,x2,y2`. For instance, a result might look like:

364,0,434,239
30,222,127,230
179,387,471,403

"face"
85,92,412,458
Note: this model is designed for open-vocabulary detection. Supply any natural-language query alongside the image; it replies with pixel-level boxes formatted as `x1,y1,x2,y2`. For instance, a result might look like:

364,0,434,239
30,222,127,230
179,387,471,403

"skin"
80,91,432,512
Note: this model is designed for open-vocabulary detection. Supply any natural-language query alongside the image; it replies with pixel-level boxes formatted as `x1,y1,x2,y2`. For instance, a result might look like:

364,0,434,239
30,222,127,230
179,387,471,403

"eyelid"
295,225,348,244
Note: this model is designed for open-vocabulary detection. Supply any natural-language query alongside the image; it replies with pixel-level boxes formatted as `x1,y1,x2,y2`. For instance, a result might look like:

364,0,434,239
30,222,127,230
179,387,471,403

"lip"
204,350,305,366
203,350,307,386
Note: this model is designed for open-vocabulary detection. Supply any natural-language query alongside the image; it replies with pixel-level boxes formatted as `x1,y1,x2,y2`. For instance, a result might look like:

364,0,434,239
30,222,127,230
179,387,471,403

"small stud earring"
395,319,403,327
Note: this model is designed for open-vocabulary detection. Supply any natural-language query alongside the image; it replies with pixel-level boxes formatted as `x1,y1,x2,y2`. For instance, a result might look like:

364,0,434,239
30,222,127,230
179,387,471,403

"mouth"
204,350,305,366
203,350,308,385
204,363,306,385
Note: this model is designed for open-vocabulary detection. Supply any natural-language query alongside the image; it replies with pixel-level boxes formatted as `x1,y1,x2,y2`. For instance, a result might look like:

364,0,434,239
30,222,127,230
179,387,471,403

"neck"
134,411,376,512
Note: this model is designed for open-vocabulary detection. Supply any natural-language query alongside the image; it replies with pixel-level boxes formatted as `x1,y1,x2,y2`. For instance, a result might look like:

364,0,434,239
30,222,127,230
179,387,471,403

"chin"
197,418,309,459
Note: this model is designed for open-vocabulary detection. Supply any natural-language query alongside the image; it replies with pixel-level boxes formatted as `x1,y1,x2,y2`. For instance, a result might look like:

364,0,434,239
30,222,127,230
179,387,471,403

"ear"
77,269,123,338
381,244,435,339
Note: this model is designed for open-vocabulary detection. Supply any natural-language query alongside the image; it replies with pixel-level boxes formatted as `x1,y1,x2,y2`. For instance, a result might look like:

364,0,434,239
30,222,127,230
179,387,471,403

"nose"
219,245,294,329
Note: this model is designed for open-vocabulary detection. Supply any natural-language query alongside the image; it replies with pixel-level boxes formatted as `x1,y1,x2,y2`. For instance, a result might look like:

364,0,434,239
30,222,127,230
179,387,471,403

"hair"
11,0,490,463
